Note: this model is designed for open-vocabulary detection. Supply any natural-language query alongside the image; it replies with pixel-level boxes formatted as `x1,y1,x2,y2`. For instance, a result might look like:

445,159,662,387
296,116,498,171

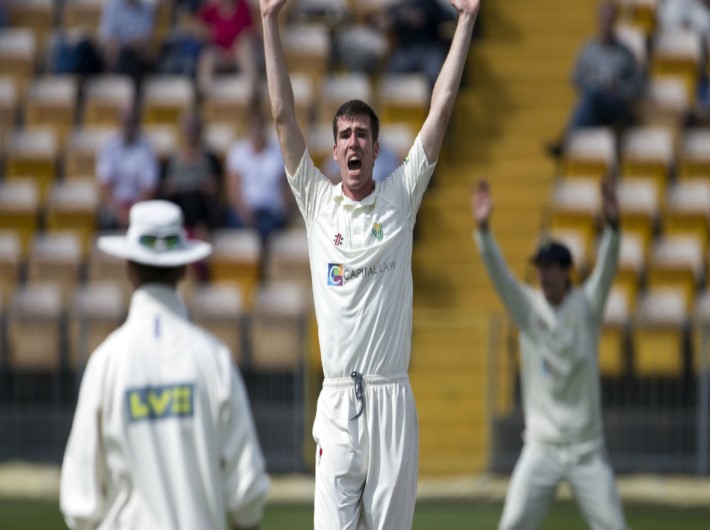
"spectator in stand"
194,0,260,94
547,1,646,157
161,112,224,238
99,0,156,82
97,106,159,229
225,105,289,244
374,0,455,90
658,0,710,47
0,0,8,28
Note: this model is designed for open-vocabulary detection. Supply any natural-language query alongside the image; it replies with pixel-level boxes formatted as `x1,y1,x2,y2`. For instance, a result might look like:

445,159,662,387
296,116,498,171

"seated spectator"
160,112,223,236
658,0,710,48
547,1,646,157
97,106,159,229
225,106,289,244
374,0,455,90
193,0,259,94
99,0,156,82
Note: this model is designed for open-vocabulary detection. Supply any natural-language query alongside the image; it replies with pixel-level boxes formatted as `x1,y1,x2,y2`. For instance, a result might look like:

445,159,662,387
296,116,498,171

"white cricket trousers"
313,373,418,530
499,441,628,530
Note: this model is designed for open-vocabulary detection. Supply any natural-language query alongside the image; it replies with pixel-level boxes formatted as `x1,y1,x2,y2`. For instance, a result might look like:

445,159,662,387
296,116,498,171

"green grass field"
0,499,708,529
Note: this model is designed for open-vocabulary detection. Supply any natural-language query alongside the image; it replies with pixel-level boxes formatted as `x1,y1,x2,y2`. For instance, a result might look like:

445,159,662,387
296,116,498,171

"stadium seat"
617,0,657,34
61,0,103,34
614,230,646,309
561,127,616,180
86,231,131,292
651,28,703,103
261,73,315,129
600,286,630,377
615,22,647,65
620,126,674,192
677,127,710,179
208,228,262,308
82,75,134,126
645,234,704,310
376,73,429,132
318,72,373,124
44,178,99,254
24,76,79,147
547,178,601,253
379,122,416,161
349,0,398,23
188,282,245,366
204,121,237,167
64,125,114,177
142,124,178,162
200,74,253,134
616,177,660,254
663,180,710,247
264,227,311,294
0,230,21,304
282,23,331,88
26,231,83,302
290,0,349,27
249,280,308,371
4,127,59,196
8,0,54,45
0,28,38,92
545,227,589,279
0,76,18,133
69,281,127,368
692,289,710,375
307,121,336,170
7,282,64,371
0,179,40,255
142,75,196,129
638,76,688,132
632,287,687,377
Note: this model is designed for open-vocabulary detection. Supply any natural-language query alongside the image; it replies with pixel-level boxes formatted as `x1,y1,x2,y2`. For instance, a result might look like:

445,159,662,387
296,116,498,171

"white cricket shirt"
288,136,436,378
476,227,620,445
60,285,269,530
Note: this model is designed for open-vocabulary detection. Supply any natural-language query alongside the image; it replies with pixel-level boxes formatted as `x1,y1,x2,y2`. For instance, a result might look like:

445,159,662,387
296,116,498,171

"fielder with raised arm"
472,178,629,530
259,0,480,527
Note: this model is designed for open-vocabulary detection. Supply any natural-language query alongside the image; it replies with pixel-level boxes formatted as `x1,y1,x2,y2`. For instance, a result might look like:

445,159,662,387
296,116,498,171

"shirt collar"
332,181,379,208
128,284,188,320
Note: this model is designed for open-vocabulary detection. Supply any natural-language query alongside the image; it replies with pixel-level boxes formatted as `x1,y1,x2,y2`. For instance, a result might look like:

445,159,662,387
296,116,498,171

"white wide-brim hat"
98,200,212,267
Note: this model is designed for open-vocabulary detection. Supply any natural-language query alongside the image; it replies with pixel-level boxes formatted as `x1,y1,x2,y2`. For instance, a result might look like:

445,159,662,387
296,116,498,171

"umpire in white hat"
60,200,270,530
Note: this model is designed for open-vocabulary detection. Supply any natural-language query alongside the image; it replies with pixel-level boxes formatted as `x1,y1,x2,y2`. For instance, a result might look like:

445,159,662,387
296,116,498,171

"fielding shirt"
476,227,620,446
60,285,269,530
288,136,436,378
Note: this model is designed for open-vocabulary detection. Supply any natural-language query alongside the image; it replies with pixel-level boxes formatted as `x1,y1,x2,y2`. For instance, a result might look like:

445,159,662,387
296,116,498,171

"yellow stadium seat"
646,235,704,309
617,177,660,251
204,121,237,167
0,179,39,255
0,28,37,92
349,0,398,23
26,231,83,301
663,180,710,247
7,282,64,371
638,76,688,132
692,289,710,375
4,127,58,196
264,227,311,294
651,28,703,103
24,76,79,148
561,127,616,180
250,281,308,371
307,122,336,171
614,230,646,308
283,23,331,88
376,73,429,132
0,76,18,133
290,0,348,27
142,124,178,163
208,228,262,308
64,125,114,177
600,286,630,377
379,122,416,161
677,127,710,178
142,75,196,128
632,287,687,377
82,75,134,126
86,231,131,293
0,230,21,304
188,282,245,366
615,22,647,65
620,126,674,191
260,73,315,129
8,0,54,44
69,281,127,368
547,178,601,250
45,178,99,254
618,0,657,35
318,72,373,124
201,74,252,133
61,0,103,34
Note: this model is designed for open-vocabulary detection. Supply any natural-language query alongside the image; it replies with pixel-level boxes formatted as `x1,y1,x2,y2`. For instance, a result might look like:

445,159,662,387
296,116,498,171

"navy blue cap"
531,240,573,268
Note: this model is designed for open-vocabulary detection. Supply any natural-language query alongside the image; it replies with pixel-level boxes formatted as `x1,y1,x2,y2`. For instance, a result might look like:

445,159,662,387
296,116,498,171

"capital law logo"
327,263,344,286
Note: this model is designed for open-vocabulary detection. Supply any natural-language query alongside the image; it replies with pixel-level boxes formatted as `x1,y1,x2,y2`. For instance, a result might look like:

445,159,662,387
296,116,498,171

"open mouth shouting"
347,155,362,174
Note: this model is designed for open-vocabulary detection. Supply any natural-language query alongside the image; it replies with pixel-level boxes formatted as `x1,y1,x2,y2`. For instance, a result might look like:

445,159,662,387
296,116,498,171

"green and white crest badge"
372,222,383,241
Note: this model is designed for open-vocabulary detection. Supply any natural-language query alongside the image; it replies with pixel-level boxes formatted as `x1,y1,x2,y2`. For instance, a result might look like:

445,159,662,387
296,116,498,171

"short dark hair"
128,261,186,287
332,99,380,142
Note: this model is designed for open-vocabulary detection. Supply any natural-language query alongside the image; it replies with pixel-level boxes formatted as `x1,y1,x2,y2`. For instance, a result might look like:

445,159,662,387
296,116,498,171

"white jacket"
60,284,269,530
476,227,620,446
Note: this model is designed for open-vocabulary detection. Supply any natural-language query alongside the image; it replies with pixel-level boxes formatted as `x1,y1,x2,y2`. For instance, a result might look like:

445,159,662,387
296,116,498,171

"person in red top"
195,0,259,93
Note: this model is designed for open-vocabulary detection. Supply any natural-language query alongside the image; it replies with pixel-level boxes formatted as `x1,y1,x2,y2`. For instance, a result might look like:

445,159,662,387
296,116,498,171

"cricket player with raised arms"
260,0,481,528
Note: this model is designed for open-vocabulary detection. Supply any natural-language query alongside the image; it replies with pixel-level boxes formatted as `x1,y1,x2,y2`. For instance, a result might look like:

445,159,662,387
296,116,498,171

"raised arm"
260,0,306,175
420,0,481,162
